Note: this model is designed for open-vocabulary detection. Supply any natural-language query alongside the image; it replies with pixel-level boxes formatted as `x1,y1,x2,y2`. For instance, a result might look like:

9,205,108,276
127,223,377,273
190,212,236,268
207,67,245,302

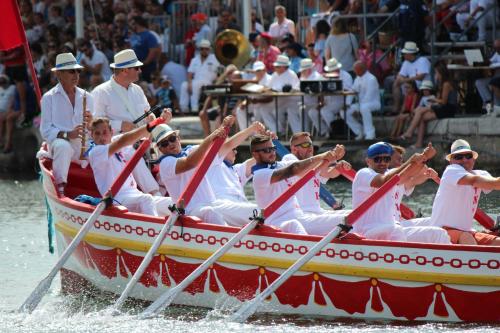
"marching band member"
281,132,352,235
87,111,173,216
294,59,322,135
92,48,161,196
153,117,237,226
250,134,344,235
207,122,266,226
352,142,450,243
345,61,380,140
310,57,353,138
40,53,92,196
268,55,300,134
429,139,500,245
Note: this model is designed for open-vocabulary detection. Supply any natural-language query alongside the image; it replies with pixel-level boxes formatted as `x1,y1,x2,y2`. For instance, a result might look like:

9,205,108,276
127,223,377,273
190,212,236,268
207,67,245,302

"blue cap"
367,142,393,158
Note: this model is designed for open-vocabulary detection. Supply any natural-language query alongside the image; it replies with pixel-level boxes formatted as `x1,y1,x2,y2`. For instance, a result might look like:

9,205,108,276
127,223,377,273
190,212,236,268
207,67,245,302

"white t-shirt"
207,154,251,202
92,77,150,133
351,167,398,235
88,144,137,199
398,57,431,87
282,154,327,214
252,161,302,226
158,145,217,212
430,164,491,231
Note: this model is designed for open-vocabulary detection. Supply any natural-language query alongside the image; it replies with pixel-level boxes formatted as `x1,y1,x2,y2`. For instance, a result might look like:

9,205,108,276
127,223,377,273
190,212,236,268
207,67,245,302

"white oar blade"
139,287,178,319
19,276,53,313
229,297,262,323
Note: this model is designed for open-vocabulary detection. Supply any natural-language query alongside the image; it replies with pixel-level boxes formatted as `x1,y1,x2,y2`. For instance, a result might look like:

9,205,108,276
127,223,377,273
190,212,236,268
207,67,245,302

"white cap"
198,39,211,48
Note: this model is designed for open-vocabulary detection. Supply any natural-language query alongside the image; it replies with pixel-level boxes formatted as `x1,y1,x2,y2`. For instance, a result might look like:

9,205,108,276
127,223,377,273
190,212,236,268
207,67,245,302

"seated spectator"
160,54,187,100
392,41,431,114
77,39,112,83
268,5,296,42
192,13,212,47
307,43,324,74
325,19,358,73
156,76,179,112
456,0,497,41
357,39,392,84
251,9,264,33
475,39,500,109
390,80,419,139
417,80,436,108
401,61,458,148
313,19,330,61
286,43,304,74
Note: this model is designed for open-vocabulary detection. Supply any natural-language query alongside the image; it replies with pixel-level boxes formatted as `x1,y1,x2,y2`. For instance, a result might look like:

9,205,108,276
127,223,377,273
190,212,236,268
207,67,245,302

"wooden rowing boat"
39,158,500,322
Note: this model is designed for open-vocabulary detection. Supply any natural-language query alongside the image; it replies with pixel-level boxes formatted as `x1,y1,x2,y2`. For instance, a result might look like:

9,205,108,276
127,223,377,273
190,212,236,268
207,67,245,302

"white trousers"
344,102,379,139
179,79,211,112
272,219,308,235
475,77,492,104
363,224,450,244
189,204,228,226
116,189,173,216
49,138,82,185
299,210,349,236
286,97,306,134
456,10,496,41
213,199,258,227
257,101,280,133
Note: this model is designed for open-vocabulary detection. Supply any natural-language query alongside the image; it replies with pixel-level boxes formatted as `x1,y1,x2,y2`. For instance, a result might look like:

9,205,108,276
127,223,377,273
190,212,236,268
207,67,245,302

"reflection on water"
0,179,498,333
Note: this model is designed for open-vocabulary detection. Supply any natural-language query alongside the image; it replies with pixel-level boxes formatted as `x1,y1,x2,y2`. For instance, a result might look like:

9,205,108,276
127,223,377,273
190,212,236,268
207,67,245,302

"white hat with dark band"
51,53,84,72
446,139,478,161
110,49,143,69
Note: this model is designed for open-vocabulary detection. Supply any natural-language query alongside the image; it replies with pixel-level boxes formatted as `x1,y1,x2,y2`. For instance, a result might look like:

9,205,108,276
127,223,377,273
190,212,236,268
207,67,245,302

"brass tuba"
214,29,251,69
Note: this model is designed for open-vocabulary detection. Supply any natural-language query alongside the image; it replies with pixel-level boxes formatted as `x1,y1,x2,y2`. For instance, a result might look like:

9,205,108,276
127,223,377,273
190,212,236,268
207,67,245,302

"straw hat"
110,49,143,69
152,124,179,147
273,55,290,67
198,39,211,48
401,41,419,54
51,53,84,72
419,80,434,90
299,58,314,72
252,61,266,71
445,139,478,161
324,57,342,72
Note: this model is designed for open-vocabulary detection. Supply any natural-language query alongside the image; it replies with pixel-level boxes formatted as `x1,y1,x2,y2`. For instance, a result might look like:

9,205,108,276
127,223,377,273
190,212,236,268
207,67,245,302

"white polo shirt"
282,154,327,214
252,161,302,226
88,144,137,199
351,167,398,235
40,83,93,144
158,145,217,212
430,164,491,231
187,53,220,84
92,76,150,133
81,49,112,81
207,155,251,202
398,56,431,86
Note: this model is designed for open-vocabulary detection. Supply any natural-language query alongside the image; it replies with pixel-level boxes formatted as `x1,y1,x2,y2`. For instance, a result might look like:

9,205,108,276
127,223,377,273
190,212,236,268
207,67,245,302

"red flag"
0,0,24,51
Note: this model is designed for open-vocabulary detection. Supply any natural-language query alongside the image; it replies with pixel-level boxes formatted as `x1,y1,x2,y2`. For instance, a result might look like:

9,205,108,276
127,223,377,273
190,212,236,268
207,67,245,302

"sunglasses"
253,146,277,154
452,153,473,161
372,155,392,163
64,69,82,74
158,135,178,148
294,141,312,149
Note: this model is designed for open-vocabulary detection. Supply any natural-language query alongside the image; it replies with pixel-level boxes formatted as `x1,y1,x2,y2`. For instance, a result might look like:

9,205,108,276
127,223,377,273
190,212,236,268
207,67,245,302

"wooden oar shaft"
230,172,401,323
20,139,151,313
113,128,230,313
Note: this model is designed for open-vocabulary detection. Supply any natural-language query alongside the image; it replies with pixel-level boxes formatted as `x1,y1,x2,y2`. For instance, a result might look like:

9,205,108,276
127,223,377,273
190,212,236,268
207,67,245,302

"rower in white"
281,131,352,235
352,142,450,243
429,139,500,246
250,134,344,234
88,111,173,216
207,121,266,227
153,116,237,226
